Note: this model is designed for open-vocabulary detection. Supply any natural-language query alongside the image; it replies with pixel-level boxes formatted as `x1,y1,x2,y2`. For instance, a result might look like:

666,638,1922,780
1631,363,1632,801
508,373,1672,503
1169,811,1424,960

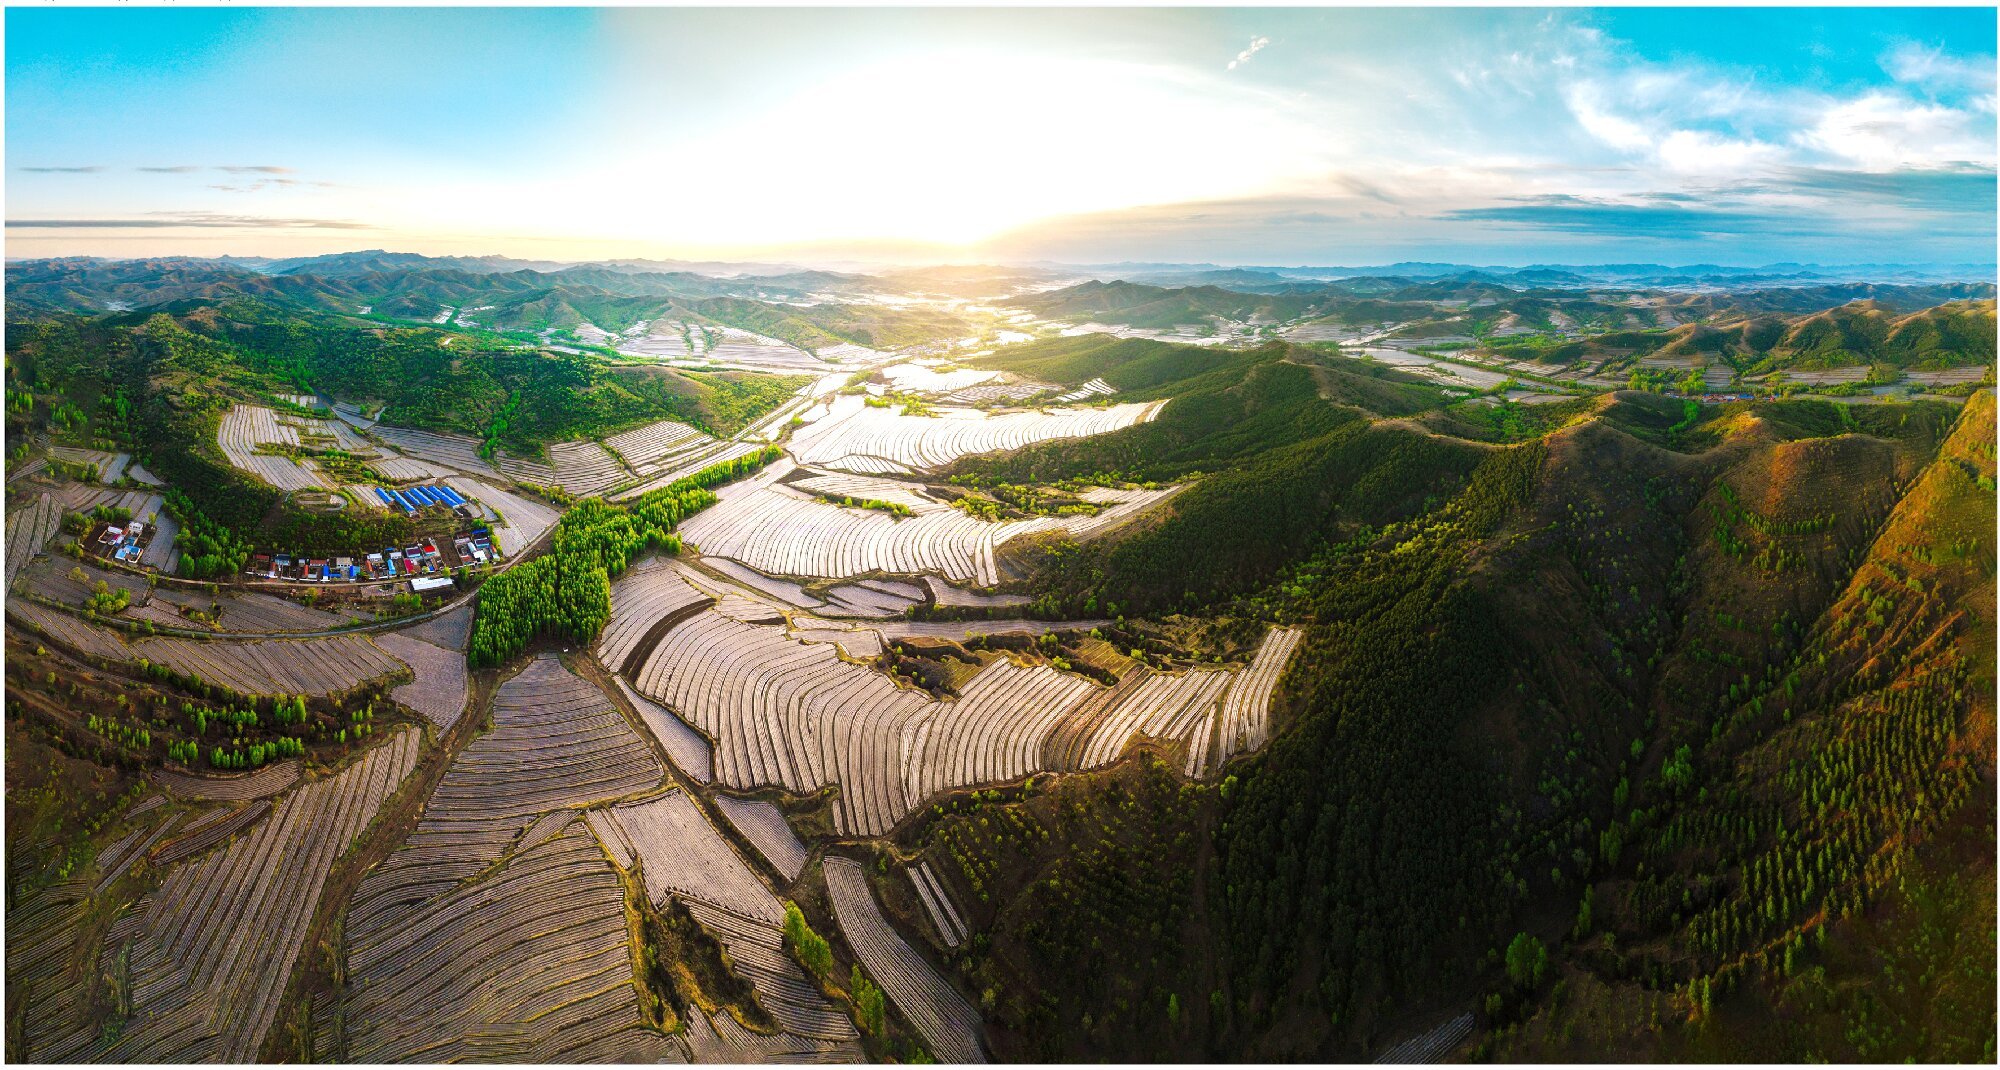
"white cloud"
1226,36,1269,72
1657,130,1784,177
1883,40,1997,95
1797,91,1994,170
1564,83,1654,152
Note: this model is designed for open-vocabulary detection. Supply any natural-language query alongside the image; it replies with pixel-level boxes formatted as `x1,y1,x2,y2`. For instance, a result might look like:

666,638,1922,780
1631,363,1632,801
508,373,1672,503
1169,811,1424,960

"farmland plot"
27,730,421,1063
339,657,669,1062
588,790,858,1044
1071,668,1231,771
614,676,714,784
631,609,928,835
7,597,134,660
132,633,405,697
399,602,473,651
544,439,632,496
375,631,470,729
6,492,64,588
364,424,507,480
453,476,560,556
788,394,1164,474
712,794,809,881
629,606,1289,835
679,479,1176,586
823,856,986,1063
215,404,336,491
158,759,301,801
879,362,998,395
599,555,715,674
344,819,677,1063
1217,626,1303,760
906,861,968,948
48,446,131,483
607,440,766,503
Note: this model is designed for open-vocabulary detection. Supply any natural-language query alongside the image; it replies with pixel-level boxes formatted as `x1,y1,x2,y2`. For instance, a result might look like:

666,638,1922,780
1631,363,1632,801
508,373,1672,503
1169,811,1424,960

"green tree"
1504,932,1547,990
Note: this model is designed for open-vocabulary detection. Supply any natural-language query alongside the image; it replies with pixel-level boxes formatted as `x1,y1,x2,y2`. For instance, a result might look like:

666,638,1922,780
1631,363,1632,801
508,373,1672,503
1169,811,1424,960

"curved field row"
1374,1012,1474,1064
17,557,356,634
399,603,473,651
681,899,860,1042
586,790,856,1042
712,794,809,882
680,482,1170,587
623,608,1285,835
6,492,63,589
1052,377,1116,403
133,633,405,697
614,677,714,783
216,404,334,491
630,610,928,836
591,791,784,926
1217,626,1303,760
879,363,998,395
545,439,631,497
146,585,359,633
48,446,134,483
33,730,421,1063
903,659,1096,804
599,556,714,673
1074,669,1231,770
375,632,470,729
607,439,765,503
6,596,133,659
603,418,707,471
158,759,301,801
345,655,664,939
368,455,454,482
364,424,508,481
343,819,678,1063
151,800,272,869
907,861,967,948
788,393,1162,474
789,470,940,512
684,1007,863,1063
822,856,986,1063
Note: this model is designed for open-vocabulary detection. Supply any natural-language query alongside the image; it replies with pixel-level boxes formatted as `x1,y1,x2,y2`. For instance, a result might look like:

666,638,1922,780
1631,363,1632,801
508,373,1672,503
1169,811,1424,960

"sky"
6,6,1996,266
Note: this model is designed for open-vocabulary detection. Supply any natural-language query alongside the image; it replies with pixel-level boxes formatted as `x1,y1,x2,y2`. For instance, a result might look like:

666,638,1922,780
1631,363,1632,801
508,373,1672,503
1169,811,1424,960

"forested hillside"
933,355,1993,1060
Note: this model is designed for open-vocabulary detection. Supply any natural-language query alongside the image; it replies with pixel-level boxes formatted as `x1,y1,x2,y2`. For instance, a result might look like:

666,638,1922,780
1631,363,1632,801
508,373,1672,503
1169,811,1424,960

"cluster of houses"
243,526,502,589
91,520,153,565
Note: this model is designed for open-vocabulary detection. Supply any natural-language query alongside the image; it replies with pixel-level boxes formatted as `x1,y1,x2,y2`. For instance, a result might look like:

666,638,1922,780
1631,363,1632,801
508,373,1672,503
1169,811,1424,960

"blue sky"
7,7,1994,266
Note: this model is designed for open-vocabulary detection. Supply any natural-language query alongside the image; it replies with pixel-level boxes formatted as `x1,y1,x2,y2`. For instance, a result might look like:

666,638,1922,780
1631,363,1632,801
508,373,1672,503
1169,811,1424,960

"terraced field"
5,491,64,588
788,394,1163,474
587,790,859,1046
215,404,334,491
823,856,986,1063
544,439,630,496
680,476,1176,587
22,730,421,1062
621,599,1301,836
338,656,668,1061
375,631,470,729
712,793,810,881
906,860,968,948
598,555,714,675
1216,626,1303,761
133,633,405,697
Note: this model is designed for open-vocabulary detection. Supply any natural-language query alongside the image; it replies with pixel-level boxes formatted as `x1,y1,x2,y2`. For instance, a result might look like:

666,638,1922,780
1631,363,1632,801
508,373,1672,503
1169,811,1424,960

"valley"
4,253,1993,1065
